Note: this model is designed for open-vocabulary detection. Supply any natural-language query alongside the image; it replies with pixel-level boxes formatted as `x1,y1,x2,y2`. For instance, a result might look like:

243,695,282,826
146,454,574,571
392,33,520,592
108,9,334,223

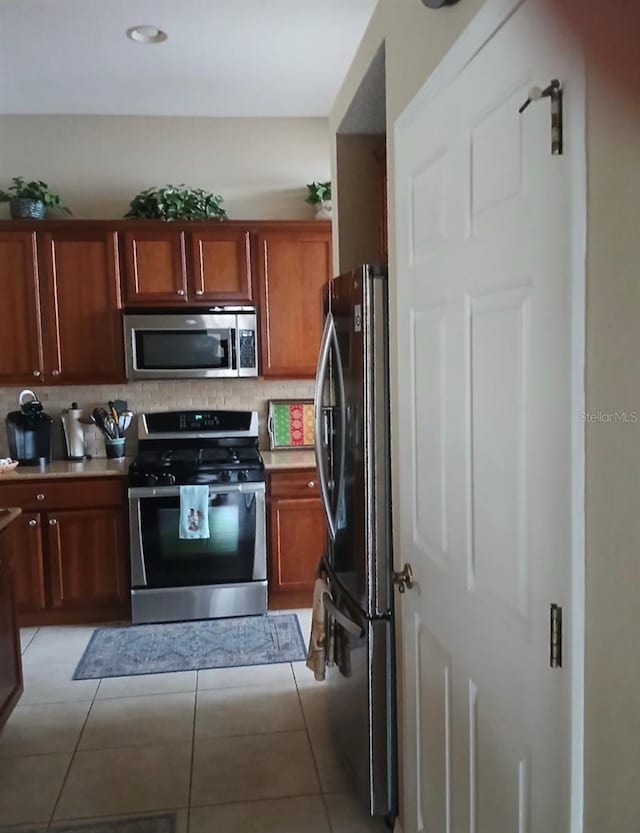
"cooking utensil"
108,400,119,424
92,407,119,440
118,410,133,433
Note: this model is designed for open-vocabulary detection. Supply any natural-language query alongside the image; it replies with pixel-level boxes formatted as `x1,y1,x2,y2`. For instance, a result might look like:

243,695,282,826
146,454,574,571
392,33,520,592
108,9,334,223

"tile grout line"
186,672,199,833
46,667,103,828
292,660,331,829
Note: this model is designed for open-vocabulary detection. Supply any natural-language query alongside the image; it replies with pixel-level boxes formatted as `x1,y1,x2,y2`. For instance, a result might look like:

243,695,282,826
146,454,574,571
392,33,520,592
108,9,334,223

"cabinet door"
0,551,23,731
188,228,252,302
256,225,332,378
122,228,188,305
269,494,325,593
38,229,124,384
46,508,128,610
0,231,44,384
3,512,47,613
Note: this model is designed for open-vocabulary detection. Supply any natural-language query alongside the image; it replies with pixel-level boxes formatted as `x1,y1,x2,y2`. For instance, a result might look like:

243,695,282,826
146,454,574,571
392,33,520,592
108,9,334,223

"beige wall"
331,0,640,830
0,113,329,456
0,115,330,220
583,70,640,833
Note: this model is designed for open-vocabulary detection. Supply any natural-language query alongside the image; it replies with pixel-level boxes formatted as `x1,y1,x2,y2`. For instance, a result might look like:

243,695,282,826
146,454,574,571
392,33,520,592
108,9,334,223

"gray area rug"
0,813,174,833
73,613,306,680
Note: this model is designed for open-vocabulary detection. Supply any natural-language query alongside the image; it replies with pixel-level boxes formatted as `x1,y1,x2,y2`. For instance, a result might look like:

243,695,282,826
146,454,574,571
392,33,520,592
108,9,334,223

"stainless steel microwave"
123,308,258,380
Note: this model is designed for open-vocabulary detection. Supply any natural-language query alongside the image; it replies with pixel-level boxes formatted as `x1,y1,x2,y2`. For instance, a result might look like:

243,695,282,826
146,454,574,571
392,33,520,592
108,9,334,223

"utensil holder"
104,438,126,460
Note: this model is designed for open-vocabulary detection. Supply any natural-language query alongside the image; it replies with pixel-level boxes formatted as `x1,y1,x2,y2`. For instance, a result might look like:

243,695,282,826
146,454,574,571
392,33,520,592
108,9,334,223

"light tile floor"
0,611,387,833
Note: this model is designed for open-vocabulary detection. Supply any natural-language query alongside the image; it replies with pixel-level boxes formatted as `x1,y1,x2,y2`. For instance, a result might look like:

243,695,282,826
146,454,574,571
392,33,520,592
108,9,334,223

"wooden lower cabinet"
0,478,129,626
0,514,23,730
267,469,325,602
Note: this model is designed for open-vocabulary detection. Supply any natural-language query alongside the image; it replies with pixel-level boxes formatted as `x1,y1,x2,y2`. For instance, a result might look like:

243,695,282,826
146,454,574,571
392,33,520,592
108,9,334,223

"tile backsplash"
0,379,315,460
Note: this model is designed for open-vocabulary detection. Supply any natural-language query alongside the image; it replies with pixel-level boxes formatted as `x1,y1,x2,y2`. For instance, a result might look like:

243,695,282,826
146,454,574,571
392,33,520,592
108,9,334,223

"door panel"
269,495,325,592
4,512,46,612
257,226,332,378
47,508,127,609
39,230,124,383
189,229,252,302
0,231,44,384
395,2,578,831
123,229,187,304
0,553,22,730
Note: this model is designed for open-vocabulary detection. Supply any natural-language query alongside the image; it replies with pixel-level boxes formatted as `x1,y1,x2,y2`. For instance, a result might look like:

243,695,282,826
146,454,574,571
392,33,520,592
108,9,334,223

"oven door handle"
128,483,266,498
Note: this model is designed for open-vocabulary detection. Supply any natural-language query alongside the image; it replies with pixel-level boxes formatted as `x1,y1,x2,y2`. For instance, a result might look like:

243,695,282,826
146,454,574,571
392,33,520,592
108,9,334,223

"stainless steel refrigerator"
313,264,397,821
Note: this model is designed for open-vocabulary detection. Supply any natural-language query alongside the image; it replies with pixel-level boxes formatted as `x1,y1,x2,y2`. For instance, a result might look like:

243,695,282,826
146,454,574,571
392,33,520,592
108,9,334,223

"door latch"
519,79,563,155
393,563,415,594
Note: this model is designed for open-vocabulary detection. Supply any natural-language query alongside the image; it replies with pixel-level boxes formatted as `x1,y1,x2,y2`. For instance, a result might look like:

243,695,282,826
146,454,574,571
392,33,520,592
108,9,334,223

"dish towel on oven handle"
179,485,211,540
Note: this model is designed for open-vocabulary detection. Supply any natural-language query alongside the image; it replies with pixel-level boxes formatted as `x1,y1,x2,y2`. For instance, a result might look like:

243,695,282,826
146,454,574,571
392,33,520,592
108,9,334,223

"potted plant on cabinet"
125,184,228,221
305,181,332,219
0,177,72,219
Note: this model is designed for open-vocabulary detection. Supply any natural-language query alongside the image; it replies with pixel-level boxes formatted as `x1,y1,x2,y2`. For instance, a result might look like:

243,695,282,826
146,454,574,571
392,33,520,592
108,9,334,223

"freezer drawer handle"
323,592,364,637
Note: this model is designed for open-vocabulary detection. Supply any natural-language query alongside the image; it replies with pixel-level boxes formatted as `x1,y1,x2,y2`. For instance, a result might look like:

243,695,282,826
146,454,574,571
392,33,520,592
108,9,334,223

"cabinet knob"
33,370,41,377
49,518,58,526
52,369,60,377
307,480,316,488
36,493,45,501
195,290,204,296
177,289,186,296
28,519,37,527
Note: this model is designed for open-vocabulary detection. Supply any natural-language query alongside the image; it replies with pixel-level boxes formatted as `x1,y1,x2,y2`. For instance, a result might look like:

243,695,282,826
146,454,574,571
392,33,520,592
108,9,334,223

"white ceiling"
0,0,377,117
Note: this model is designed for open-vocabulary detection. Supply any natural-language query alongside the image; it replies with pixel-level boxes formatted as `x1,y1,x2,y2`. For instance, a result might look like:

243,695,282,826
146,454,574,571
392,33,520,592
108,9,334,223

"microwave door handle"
314,313,337,540
230,328,238,370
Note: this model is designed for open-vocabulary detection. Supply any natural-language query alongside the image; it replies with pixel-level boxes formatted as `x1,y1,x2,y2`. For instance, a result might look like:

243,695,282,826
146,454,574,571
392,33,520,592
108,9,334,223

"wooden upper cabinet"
0,231,44,384
38,229,124,384
189,228,252,302
256,223,332,378
372,138,388,261
122,227,188,305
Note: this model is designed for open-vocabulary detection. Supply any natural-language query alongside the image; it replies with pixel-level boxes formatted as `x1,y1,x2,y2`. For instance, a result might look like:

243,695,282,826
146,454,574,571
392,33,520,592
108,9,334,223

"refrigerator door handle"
323,592,365,637
314,312,337,539
332,319,347,534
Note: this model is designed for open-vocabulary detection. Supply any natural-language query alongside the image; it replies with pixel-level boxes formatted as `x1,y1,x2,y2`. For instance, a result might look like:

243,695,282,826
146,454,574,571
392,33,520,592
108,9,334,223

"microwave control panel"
239,330,257,369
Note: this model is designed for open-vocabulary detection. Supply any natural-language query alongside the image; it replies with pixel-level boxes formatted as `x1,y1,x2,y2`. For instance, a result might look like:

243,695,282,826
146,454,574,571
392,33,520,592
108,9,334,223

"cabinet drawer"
0,478,125,511
269,469,319,499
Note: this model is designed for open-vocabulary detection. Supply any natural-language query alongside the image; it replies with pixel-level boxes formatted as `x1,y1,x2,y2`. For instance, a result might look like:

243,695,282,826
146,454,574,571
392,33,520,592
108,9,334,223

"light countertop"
0,458,131,481
261,450,317,470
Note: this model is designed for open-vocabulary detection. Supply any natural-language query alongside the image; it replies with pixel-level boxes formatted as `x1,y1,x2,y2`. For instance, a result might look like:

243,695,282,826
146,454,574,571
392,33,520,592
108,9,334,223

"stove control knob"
220,471,231,482
238,470,249,482
160,472,176,486
144,473,159,486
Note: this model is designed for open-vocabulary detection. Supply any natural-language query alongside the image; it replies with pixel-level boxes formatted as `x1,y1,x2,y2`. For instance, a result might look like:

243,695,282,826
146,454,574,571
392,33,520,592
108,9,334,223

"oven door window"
135,329,233,371
138,492,257,587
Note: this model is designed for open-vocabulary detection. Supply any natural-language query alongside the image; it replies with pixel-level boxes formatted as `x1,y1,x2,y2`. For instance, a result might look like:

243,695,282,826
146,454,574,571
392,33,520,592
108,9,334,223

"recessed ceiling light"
126,25,168,44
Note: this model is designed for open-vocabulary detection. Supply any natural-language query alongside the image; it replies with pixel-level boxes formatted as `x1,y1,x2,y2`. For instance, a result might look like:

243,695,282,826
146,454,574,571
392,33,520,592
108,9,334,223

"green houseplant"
125,185,228,221
305,181,332,219
0,177,72,219
305,181,331,205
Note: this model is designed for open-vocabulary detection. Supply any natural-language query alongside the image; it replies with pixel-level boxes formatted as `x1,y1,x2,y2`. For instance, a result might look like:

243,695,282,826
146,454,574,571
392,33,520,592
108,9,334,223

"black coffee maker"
6,389,53,466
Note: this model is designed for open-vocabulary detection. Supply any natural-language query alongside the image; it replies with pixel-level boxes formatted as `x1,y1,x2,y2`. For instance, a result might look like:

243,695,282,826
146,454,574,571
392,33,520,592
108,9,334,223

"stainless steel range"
128,410,266,624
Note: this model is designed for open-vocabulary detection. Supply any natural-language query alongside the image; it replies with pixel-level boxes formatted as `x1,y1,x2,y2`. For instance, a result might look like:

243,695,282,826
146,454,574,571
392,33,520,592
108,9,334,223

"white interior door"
394,2,582,831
